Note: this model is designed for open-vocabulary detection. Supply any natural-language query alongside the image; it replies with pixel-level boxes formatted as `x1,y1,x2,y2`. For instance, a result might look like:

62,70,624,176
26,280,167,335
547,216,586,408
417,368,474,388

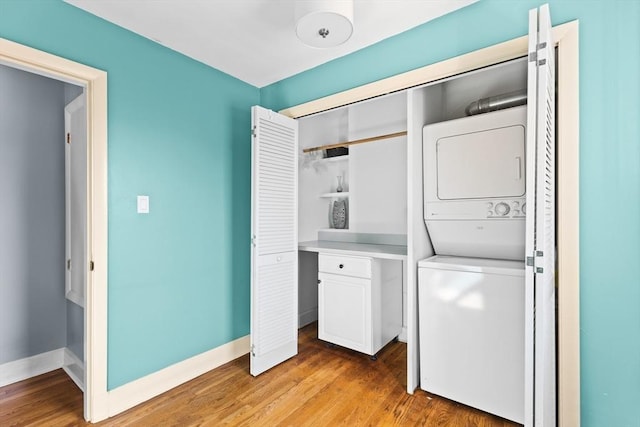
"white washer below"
418,255,525,424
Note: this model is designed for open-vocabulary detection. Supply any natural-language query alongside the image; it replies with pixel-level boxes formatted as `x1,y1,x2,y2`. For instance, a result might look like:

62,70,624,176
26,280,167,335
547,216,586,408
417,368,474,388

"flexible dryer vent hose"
465,89,527,116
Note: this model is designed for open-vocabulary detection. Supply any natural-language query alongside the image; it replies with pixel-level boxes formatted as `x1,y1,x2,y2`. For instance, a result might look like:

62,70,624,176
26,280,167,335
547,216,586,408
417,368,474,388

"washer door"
418,265,525,423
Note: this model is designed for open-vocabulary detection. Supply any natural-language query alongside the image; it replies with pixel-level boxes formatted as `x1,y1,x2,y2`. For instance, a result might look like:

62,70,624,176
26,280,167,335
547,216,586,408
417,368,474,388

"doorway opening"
0,64,85,392
0,37,108,422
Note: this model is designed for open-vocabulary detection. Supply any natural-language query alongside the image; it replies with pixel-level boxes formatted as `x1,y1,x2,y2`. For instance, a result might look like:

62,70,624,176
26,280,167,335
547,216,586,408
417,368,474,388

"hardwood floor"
0,324,519,426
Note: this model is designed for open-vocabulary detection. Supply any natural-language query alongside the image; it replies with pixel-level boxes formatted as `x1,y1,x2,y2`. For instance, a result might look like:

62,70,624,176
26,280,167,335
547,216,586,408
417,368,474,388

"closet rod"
302,130,407,153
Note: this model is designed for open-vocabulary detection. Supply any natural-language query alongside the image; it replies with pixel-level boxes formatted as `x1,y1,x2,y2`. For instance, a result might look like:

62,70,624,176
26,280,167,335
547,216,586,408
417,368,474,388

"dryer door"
436,124,526,200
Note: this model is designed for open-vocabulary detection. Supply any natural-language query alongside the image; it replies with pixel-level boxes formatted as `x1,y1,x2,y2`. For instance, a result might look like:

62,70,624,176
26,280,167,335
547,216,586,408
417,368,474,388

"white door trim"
281,21,580,427
0,37,109,422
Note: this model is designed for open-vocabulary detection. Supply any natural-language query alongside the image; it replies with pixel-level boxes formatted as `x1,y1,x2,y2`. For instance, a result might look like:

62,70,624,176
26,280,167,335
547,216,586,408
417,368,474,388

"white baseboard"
63,348,85,392
107,334,250,418
299,307,318,328
0,348,65,387
398,327,408,343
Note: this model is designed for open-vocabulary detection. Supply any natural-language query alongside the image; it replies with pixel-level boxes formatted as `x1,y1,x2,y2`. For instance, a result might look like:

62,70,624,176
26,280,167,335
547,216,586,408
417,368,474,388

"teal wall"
0,0,259,389
262,1,640,426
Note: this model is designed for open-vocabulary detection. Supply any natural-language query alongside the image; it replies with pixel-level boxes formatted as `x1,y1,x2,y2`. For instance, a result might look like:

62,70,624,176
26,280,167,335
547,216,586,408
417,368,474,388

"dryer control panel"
486,199,526,218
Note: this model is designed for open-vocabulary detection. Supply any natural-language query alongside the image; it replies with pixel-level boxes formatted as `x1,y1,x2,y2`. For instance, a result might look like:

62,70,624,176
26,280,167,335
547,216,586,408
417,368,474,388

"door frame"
280,21,580,427
0,38,109,421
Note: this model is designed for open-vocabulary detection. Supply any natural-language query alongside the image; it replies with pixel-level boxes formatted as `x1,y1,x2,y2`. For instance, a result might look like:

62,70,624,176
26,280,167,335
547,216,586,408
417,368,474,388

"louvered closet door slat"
256,117,297,256
255,253,297,355
250,106,299,377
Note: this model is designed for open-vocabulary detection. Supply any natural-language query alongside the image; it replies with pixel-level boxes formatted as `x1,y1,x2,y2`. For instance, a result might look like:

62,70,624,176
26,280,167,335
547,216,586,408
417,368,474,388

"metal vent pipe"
465,89,527,116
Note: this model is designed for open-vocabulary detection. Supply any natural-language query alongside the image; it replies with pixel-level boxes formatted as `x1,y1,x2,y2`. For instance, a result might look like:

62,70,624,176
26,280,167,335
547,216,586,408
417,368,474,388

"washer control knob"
522,203,527,215
494,202,510,216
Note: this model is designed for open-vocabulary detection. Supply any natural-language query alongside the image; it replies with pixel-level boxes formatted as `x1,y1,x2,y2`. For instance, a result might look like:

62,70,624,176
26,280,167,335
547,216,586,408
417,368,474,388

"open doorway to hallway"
0,62,87,402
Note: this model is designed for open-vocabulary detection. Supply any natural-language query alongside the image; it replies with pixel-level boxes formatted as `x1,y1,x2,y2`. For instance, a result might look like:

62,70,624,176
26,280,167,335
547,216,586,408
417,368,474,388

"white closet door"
65,94,87,308
250,106,299,376
525,4,556,427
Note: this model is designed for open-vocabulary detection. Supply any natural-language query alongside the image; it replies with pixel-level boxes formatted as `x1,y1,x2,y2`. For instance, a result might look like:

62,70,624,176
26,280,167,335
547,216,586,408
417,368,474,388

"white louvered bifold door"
250,106,298,376
525,4,556,427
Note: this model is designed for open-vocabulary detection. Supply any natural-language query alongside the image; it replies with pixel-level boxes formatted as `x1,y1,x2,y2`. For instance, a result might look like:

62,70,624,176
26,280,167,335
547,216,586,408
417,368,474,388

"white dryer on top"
423,106,527,261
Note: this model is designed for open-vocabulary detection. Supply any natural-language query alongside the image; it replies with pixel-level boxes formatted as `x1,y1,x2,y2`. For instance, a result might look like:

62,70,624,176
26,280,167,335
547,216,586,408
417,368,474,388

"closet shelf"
302,131,408,154
320,192,349,198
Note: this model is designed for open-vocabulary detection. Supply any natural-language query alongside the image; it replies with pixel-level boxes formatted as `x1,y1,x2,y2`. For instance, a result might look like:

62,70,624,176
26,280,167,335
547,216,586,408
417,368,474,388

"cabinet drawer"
318,254,372,278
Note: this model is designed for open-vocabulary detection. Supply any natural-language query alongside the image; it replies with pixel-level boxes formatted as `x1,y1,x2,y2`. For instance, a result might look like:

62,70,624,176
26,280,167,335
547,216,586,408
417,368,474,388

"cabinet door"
525,4,556,427
250,106,299,376
318,272,371,354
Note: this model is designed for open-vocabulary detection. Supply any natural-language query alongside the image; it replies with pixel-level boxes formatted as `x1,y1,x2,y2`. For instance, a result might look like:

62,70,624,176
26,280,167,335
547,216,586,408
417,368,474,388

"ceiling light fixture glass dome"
295,0,354,48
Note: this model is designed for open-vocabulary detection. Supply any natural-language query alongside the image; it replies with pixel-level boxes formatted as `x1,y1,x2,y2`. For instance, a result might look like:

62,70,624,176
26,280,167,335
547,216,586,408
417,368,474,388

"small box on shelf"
325,147,348,158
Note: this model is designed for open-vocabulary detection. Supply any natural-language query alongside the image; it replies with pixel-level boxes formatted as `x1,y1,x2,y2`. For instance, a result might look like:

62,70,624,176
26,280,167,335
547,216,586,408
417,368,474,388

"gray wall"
0,64,69,364
64,83,83,105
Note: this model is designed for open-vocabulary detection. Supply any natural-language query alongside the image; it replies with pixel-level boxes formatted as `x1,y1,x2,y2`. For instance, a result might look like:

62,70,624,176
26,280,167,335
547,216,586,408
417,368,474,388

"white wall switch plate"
137,195,149,214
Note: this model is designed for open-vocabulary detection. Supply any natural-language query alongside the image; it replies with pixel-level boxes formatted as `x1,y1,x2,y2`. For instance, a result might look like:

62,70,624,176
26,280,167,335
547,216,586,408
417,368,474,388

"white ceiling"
65,0,477,88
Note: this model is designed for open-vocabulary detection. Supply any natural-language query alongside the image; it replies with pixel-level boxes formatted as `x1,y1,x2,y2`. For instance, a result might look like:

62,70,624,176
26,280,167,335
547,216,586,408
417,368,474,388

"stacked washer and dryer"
418,105,527,424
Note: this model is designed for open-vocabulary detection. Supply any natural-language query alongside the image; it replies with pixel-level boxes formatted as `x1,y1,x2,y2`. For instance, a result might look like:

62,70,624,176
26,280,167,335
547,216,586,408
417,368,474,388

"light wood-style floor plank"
0,323,520,426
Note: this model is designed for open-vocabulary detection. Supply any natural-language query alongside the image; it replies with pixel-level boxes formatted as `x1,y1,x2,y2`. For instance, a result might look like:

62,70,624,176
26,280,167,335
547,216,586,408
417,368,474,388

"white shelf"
320,192,349,198
318,228,350,233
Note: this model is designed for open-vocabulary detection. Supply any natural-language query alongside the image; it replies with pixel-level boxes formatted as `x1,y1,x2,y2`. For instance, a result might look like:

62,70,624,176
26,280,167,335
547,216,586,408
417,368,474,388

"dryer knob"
522,203,526,215
495,202,510,216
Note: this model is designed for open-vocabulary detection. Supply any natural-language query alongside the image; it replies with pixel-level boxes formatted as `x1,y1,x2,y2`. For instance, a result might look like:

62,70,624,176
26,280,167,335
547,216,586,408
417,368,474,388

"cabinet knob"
317,279,321,284
339,264,344,269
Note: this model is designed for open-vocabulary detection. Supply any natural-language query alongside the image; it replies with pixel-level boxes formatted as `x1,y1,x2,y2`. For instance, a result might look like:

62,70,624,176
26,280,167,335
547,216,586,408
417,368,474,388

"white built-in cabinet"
251,6,559,426
318,254,402,357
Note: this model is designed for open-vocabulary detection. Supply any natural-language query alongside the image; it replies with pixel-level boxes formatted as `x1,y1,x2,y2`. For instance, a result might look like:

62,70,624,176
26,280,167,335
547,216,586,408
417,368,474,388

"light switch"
137,195,149,214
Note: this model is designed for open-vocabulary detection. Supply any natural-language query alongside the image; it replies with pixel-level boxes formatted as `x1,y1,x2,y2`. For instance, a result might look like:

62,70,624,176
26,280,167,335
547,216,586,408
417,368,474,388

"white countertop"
298,240,407,261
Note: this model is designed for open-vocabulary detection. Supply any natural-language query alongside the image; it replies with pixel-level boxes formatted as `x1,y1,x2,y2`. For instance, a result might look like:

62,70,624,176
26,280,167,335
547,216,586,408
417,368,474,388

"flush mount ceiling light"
295,0,354,48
